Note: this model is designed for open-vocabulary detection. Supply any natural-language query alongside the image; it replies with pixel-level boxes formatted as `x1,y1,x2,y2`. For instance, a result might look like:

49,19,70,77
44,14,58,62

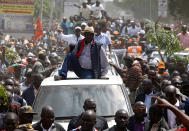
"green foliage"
174,55,189,69
147,21,181,57
5,48,19,63
0,84,8,106
34,0,52,19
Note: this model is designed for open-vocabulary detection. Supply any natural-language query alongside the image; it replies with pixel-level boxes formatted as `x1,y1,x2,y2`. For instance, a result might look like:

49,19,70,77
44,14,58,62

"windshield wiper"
101,115,115,118
55,116,76,120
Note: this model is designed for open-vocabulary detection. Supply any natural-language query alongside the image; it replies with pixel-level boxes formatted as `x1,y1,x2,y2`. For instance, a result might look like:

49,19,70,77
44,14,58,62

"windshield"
33,85,129,120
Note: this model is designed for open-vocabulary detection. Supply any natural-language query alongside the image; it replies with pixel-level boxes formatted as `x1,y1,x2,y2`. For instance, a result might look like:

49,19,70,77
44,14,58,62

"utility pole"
40,0,43,24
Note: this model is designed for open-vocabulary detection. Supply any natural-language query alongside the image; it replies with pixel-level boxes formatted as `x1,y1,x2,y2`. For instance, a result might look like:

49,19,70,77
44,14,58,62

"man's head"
149,104,163,124
81,22,87,31
164,85,177,105
80,110,96,131
32,73,44,90
5,79,15,86
172,78,182,89
83,98,96,112
4,112,19,131
142,79,153,95
83,27,95,43
148,63,157,71
158,62,165,74
41,106,55,130
82,2,87,8
63,17,67,23
148,70,156,80
115,109,129,129
124,56,134,68
181,25,187,34
38,53,46,62
172,70,180,78
75,27,82,37
94,25,101,35
131,21,135,28
19,106,37,124
134,101,147,119
96,0,100,6
182,73,188,82
160,80,171,92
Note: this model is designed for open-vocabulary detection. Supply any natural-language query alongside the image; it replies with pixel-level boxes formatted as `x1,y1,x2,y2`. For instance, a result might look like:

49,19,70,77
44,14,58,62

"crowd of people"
0,0,189,131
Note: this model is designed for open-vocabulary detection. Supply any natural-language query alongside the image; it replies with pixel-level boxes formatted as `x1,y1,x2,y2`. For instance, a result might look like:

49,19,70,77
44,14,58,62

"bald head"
134,101,147,119
165,85,177,104
83,98,96,112
81,110,96,130
41,106,55,130
115,109,129,129
41,106,54,117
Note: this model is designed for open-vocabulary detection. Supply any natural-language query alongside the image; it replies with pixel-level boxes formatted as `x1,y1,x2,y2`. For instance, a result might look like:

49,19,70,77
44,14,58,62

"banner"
0,0,34,15
158,0,167,18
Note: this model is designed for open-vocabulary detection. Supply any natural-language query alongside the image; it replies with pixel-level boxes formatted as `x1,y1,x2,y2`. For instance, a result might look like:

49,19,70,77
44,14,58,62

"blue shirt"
61,22,68,35
94,33,111,51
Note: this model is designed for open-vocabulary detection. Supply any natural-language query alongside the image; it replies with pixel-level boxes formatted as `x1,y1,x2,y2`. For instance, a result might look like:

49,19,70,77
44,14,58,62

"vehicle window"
33,85,128,120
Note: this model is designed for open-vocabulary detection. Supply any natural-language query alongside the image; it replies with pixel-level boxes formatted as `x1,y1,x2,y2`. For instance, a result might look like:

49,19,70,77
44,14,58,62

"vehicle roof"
41,72,123,86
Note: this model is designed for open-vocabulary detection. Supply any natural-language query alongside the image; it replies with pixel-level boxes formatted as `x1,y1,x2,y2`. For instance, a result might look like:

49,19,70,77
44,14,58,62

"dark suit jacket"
127,115,150,131
22,85,35,106
135,92,156,104
14,94,26,107
67,114,108,131
33,121,65,131
104,125,129,131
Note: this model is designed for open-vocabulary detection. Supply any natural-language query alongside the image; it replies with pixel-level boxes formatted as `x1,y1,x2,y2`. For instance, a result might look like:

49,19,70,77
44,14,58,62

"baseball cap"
158,62,165,69
19,106,37,114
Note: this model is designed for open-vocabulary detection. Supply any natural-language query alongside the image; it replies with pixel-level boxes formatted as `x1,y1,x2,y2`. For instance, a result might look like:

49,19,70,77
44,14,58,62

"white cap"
28,52,35,57
81,22,87,26
139,30,145,35
75,26,82,30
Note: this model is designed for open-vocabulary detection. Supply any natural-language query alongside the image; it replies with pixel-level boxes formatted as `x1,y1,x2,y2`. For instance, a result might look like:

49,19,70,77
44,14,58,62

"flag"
34,16,44,41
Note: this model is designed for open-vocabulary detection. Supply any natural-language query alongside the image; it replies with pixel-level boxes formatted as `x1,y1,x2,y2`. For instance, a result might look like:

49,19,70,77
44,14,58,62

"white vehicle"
32,52,133,130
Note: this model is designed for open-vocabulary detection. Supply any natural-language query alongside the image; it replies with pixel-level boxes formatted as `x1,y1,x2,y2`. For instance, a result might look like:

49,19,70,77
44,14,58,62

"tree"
147,20,181,59
34,0,52,19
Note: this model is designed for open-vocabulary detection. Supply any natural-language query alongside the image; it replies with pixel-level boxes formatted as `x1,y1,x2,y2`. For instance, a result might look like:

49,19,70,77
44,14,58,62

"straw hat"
83,27,95,34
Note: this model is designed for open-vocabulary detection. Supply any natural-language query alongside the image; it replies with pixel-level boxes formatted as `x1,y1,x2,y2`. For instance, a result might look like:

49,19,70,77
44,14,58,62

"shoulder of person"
54,122,66,131
96,115,107,122
32,121,41,130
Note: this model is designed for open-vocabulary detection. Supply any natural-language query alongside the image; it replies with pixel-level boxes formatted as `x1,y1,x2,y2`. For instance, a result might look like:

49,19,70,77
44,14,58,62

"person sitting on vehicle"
127,101,149,131
158,62,168,76
105,109,129,131
68,98,108,131
32,106,65,131
72,110,97,131
58,27,109,79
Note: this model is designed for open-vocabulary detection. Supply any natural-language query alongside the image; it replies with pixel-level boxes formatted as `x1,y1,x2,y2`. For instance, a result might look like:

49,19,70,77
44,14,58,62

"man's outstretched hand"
152,96,173,109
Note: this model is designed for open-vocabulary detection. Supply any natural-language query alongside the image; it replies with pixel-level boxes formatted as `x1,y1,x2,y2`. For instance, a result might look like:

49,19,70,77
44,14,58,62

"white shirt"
167,99,179,129
41,123,54,131
127,26,141,37
144,91,153,111
91,4,104,19
80,5,91,19
60,34,84,45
